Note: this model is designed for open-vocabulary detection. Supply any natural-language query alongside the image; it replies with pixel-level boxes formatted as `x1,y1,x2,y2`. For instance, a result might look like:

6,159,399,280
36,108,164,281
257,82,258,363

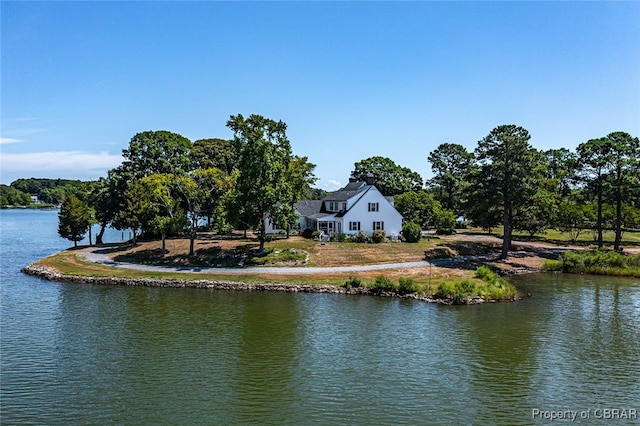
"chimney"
364,173,376,186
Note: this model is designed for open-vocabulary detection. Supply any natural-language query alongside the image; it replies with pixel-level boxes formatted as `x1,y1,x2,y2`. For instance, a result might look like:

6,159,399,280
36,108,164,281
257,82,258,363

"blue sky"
2,1,639,190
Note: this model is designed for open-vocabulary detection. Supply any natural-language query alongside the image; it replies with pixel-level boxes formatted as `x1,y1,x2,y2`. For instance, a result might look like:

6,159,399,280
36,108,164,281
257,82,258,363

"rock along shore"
20,263,492,305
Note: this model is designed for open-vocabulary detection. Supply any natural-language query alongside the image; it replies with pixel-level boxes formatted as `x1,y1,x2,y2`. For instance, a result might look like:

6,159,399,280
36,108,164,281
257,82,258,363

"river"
1,209,638,424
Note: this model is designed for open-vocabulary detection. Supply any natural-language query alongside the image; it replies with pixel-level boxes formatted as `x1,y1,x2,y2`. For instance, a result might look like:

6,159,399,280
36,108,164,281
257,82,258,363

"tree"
0,184,31,207
58,194,91,247
226,114,293,250
604,132,640,251
88,170,129,245
576,137,612,249
274,155,317,237
394,190,441,228
555,201,590,243
463,164,503,232
543,148,578,198
427,143,474,214
121,130,193,179
475,125,537,259
351,156,423,196
192,167,233,230
191,138,238,175
134,174,185,256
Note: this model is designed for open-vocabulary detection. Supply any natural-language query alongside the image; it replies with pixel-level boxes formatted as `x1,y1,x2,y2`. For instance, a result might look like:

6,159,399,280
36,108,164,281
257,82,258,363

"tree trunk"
501,203,511,259
96,223,106,245
259,214,267,251
597,186,603,249
189,233,195,256
88,225,93,246
161,233,166,256
614,189,622,251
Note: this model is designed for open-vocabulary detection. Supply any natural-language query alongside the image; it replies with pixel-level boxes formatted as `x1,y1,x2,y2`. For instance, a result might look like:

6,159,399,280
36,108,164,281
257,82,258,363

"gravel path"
81,249,433,275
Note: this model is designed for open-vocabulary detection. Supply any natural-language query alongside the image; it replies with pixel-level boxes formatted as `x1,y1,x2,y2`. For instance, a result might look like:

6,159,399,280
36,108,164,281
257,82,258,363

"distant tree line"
47,116,640,259
1,178,87,207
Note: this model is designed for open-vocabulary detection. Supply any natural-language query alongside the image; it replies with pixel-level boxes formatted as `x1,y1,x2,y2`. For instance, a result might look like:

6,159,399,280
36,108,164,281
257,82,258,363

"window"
373,221,384,231
368,202,379,212
341,202,347,211
349,221,360,231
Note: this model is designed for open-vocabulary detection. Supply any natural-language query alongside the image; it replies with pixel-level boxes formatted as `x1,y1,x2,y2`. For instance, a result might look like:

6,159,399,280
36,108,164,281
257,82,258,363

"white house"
267,176,403,238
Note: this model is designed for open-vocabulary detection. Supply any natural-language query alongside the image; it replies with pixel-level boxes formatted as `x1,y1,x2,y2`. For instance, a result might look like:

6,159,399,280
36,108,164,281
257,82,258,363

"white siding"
340,187,403,237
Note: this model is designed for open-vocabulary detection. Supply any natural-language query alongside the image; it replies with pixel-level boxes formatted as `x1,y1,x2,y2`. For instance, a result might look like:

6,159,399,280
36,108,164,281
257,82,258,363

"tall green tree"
475,125,537,259
463,164,503,232
543,148,578,198
427,143,474,214
351,156,423,196
192,167,233,230
58,194,91,247
576,137,612,249
134,174,185,256
121,130,193,179
604,132,640,251
274,155,317,237
191,138,238,175
226,114,293,250
394,190,441,228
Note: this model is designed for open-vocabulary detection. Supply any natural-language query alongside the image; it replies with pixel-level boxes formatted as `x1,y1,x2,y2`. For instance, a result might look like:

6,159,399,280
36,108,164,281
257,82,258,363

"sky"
2,1,639,190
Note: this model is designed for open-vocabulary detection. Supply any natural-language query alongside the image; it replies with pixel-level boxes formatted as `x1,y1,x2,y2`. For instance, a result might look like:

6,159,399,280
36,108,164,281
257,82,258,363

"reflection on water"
1,210,639,424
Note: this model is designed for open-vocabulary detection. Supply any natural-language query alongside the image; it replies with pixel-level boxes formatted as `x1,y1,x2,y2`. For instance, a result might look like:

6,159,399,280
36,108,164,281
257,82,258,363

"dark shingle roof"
323,181,369,202
295,200,323,217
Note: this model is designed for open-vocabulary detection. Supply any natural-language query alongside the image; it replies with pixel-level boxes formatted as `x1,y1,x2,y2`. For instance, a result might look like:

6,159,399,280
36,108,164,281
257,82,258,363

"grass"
543,249,640,278
489,228,640,247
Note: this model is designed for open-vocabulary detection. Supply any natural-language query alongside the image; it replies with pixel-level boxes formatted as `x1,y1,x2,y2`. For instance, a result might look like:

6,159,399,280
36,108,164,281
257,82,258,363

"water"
1,209,639,424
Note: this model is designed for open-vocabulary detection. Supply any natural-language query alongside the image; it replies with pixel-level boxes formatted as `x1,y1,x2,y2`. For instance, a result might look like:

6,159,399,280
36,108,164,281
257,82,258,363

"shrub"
354,230,369,243
556,249,640,277
474,265,498,283
344,276,362,289
454,279,477,298
331,232,346,242
372,230,386,243
402,222,422,243
435,282,455,298
398,277,421,294
368,274,397,294
301,228,314,239
311,230,321,240
436,228,456,235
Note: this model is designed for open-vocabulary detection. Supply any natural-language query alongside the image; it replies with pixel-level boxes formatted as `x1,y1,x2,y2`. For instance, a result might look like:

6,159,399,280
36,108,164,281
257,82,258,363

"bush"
402,222,422,243
331,232,346,242
398,277,421,294
555,249,640,277
301,228,314,239
436,228,456,235
372,230,386,243
474,265,498,283
311,230,321,240
368,274,397,294
435,282,455,298
354,230,369,243
343,276,362,289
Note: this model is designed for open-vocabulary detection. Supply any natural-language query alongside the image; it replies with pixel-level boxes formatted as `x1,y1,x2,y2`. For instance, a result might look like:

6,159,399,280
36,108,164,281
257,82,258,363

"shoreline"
21,263,511,305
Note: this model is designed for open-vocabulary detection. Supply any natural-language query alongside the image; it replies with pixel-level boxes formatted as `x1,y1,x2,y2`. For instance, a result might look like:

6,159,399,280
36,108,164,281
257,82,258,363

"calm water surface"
1,209,639,424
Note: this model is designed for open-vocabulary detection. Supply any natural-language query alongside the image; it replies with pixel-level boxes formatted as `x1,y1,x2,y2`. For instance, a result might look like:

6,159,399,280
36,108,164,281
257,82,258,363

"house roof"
294,180,395,220
323,181,369,201
295,200,323,217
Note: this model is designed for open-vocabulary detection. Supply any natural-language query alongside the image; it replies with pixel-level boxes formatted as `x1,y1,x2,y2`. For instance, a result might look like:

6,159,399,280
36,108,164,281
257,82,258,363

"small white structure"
268,176,403,238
